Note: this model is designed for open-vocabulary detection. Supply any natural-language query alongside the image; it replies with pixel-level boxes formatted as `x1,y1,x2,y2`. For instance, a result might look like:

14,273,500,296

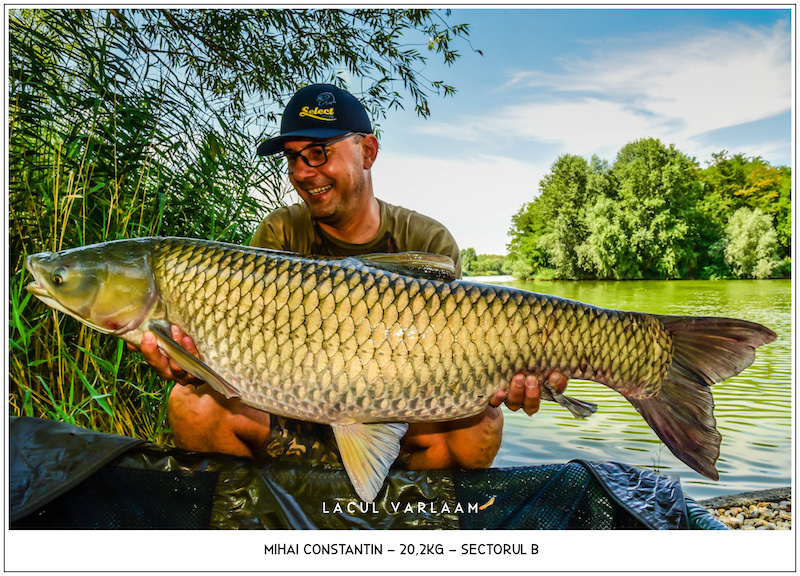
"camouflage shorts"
259,416,415,466
259,416,341,463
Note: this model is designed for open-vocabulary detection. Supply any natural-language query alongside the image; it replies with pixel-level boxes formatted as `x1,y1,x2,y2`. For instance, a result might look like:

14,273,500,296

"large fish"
25,237,775,501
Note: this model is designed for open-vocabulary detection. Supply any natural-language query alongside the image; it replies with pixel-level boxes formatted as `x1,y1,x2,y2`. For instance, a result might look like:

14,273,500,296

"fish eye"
52,268,67,286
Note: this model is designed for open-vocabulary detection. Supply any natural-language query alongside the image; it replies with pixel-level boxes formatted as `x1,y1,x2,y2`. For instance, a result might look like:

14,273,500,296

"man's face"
283,134,373,227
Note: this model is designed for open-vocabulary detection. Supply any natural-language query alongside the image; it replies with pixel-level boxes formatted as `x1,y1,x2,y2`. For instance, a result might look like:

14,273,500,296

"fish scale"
25,236,777,501
149,238,671,423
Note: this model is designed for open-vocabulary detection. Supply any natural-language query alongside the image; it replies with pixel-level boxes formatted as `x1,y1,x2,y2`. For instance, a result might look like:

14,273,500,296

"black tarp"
9,416,726,530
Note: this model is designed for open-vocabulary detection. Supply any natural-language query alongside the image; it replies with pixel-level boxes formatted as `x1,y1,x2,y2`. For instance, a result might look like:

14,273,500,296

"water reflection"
489,278,791,500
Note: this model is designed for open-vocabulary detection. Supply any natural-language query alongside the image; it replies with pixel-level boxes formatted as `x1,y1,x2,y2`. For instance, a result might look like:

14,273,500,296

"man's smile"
306,184,332,196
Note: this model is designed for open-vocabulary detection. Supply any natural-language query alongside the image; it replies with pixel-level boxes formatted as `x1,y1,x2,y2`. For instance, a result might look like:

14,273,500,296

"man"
135,84,568,470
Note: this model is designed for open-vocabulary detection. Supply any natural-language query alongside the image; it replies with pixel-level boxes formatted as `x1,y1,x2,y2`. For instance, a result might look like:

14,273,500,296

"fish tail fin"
629,316,776,481
628,373,721,480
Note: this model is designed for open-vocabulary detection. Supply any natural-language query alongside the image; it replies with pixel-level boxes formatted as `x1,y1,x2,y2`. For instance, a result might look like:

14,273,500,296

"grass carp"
25,236,776,501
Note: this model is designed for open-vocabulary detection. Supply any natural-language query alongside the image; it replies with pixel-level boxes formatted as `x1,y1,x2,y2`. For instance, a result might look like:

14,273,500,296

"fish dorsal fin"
355,252,456,281
330,420,409,502
148,321,240,399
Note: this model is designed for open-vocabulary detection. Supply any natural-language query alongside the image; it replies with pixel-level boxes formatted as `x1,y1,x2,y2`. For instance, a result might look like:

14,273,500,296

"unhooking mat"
9,416,725,529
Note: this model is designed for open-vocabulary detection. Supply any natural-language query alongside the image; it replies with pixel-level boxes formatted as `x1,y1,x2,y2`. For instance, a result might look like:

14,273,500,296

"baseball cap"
257,84,373,156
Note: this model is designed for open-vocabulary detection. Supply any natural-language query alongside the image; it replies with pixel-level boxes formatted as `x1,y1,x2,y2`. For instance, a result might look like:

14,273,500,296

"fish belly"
151,238,673,424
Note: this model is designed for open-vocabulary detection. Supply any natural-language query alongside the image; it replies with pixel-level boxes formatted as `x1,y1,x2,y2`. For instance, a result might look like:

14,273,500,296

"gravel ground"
699,487,791,530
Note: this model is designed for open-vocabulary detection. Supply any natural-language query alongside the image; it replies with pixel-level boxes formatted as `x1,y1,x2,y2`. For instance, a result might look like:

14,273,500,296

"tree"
698,151,749,219
724,208,782,279
608,138,702,278
576,196,630,279
460,247,477,273
736,158,791,257
507,154,594,279
506,200,552,276
698,152,791,259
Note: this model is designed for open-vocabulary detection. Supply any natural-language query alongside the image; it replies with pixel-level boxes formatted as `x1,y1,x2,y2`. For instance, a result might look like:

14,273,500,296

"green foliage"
576,196,629,279
607,139,703,279
507,154,605,279
724,208,782,279
699,151,791,257
9,8,474,439
501,253,535,280
460,247,477,273
507,139,791,281
461,248,506,276
507,201,551,274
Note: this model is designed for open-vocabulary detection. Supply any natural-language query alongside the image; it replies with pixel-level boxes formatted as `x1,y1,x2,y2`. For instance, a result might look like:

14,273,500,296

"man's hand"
488,372,569,415
126,325,203,387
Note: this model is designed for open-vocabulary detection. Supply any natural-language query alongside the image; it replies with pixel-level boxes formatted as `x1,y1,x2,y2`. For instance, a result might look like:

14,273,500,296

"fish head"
25,240,158,335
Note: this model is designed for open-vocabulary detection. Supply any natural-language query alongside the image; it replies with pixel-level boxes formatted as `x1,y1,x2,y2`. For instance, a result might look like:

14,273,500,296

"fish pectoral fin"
555,395,598,419
148,321,240,399
354,252,456,282
330,421,409,502
541,379,598,419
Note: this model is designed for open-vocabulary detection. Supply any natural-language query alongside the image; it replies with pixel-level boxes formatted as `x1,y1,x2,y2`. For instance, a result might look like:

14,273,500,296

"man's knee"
167,383,270,458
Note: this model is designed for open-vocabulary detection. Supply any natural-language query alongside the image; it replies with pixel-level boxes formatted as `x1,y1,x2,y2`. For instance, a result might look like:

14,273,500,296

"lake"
476,278,792,501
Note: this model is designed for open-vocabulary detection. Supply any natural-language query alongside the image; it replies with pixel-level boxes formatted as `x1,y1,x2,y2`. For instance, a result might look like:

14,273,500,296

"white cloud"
413,121,484,142
541,21,791,138
414,20,791,161
372,153,549,255
491,98,666,159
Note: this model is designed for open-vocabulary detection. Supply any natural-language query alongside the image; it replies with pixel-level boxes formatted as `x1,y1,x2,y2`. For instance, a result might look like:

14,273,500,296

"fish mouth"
24,277,61,317
24,256,49,298
24,281,88,328
25,280,49,298
24,255,62,310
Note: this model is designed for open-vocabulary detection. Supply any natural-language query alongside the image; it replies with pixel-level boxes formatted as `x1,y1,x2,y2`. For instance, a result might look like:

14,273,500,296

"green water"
487,278,792,501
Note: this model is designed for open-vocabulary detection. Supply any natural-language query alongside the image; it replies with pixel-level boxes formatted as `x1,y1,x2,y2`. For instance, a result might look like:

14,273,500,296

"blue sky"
289,7,793,256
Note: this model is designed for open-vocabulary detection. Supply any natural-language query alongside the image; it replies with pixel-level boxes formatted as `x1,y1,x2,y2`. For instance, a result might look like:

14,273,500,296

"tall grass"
8,10,285,442
8,159,175,442
7,117,179,441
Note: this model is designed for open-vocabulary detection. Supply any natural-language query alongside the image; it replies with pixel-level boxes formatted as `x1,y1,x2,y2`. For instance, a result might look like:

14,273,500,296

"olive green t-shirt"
249,198,462,462
249,199,462,278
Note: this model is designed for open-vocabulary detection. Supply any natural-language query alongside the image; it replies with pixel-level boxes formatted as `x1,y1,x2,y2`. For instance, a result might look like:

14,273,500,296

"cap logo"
316,92,336,106
299,106,336,122
295,91,338,122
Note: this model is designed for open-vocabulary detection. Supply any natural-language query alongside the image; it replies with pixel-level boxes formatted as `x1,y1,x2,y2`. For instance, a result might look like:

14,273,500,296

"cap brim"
256,128,350,156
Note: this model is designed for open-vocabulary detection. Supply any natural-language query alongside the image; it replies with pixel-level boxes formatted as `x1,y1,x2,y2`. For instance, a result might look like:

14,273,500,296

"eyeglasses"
280,132,365,174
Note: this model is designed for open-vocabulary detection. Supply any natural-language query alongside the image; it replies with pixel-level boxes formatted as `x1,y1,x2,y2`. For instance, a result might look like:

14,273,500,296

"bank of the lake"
483,278,791,502
700,488,791,530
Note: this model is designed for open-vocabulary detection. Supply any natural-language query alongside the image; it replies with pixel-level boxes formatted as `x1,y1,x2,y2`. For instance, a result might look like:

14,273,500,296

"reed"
8,9,284,441
7,122,178,441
